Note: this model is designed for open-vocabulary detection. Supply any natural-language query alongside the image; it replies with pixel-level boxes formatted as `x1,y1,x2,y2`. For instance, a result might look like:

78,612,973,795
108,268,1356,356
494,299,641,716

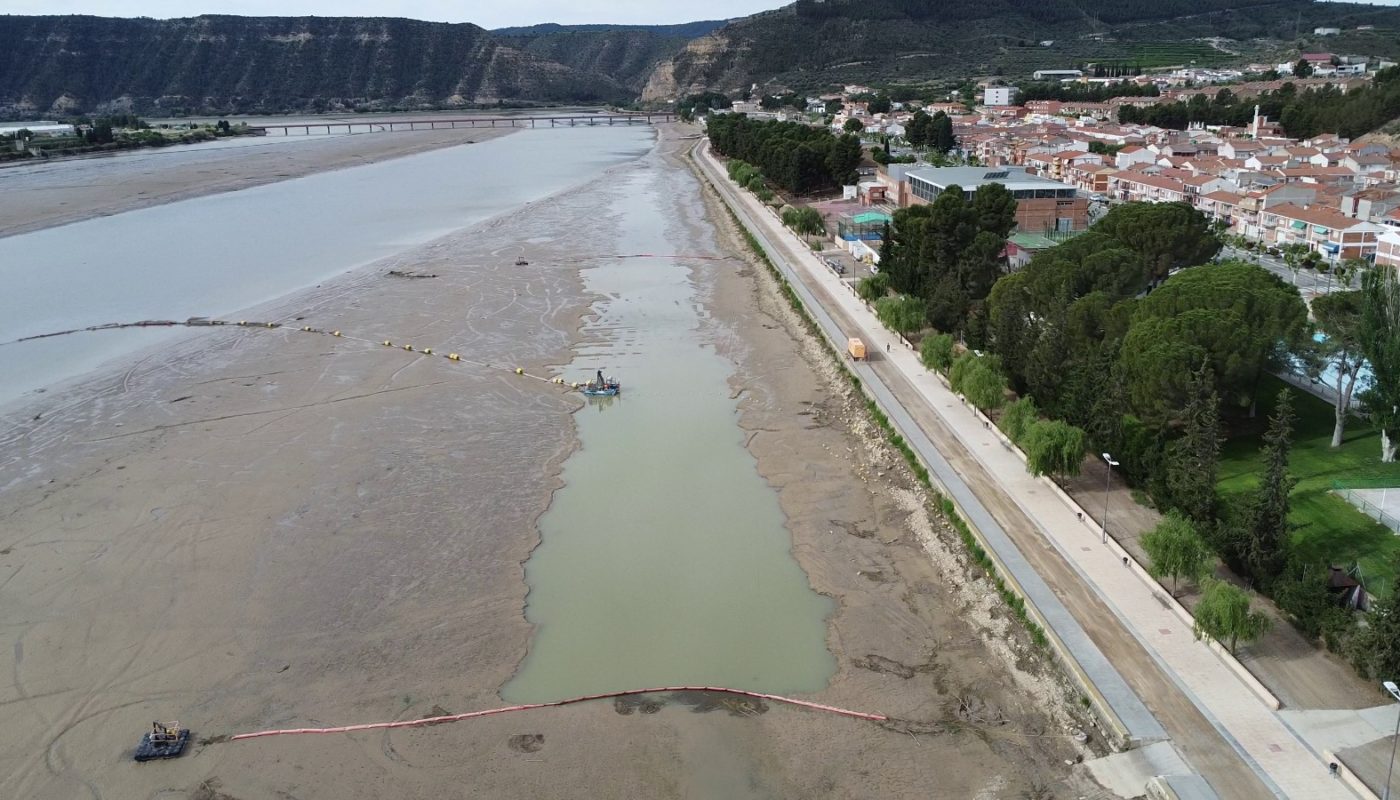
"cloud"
0,0,785,27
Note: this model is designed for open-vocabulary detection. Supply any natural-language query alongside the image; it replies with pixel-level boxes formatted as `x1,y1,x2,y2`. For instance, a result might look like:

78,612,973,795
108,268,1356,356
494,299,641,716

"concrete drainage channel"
690,140,1226,800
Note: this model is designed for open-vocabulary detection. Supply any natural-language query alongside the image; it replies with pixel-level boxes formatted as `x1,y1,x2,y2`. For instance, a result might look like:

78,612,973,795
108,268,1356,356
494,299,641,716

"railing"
1333,482,1400,534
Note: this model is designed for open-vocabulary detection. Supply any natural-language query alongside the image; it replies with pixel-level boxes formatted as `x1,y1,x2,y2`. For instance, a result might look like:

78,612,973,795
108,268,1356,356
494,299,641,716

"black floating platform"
134,730,190,762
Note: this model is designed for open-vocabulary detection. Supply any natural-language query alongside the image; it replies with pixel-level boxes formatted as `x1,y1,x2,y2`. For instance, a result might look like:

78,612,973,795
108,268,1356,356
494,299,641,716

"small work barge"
580,370,621,397
134,721,189,762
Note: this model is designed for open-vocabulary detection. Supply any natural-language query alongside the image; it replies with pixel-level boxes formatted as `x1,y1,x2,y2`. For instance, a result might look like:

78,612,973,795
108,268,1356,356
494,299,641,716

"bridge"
253,112,677,136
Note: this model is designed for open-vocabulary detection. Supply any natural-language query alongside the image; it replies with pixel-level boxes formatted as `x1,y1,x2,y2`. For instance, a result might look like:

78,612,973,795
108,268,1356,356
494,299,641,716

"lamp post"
1384,680,1400,800
1101,453,1120,545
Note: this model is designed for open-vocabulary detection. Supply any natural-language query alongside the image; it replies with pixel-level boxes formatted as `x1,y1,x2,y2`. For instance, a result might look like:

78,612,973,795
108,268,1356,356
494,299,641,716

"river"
0,126,650,406
504,148,835,702
3,122,835,703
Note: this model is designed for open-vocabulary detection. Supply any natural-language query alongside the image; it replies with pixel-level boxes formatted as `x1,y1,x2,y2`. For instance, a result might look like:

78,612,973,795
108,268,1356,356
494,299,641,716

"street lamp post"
1101,453,1120,545
1384,680,1400,800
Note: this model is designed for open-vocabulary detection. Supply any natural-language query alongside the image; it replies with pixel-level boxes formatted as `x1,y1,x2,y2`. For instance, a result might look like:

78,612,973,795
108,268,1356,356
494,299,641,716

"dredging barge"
581,370,621,397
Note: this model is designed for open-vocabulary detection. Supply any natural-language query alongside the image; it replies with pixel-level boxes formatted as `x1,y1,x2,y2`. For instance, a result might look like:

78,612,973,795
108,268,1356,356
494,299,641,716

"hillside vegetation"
9,3,1400,117
643,0,1400,100
491,21,726,92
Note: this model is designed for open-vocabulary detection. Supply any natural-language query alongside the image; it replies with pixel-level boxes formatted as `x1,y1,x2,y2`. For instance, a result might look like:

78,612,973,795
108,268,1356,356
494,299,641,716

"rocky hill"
642,0,1400,101
8,3,1400,117
0,15,636,116
491,21,727,93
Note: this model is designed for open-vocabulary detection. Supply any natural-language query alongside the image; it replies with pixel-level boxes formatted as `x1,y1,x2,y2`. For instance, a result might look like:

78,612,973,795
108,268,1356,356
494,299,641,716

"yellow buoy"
239,321,247,326
267,322,277,328
515,368,524,375
332,331,342,337
448,353,461,361
423,348,433,355
302,326,312,332
383,341,392,347
404,344,414,351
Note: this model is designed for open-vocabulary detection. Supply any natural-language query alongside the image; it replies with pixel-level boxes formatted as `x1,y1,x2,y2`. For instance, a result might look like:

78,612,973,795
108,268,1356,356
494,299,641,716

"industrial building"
904,166,1089,233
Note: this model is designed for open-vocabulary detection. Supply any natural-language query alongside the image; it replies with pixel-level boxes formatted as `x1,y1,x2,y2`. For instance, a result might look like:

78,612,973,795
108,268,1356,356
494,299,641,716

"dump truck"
847,338,867,361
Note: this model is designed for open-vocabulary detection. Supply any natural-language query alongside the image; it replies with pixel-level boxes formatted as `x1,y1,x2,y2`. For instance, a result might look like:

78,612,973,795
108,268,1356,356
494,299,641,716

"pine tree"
1165,361,1222,526
1244,389,1297,587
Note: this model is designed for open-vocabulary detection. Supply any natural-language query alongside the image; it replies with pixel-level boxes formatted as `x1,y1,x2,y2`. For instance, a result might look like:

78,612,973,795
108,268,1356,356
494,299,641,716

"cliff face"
492,25,722,93
0,15,633,116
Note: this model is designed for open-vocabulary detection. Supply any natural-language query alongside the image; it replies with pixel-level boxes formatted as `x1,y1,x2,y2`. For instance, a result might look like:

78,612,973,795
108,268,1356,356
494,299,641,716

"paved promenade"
695,140,1365,799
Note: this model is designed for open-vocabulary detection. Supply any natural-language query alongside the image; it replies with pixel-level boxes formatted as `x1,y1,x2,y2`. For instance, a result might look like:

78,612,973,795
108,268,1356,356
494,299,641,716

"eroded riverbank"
0,124,1106,799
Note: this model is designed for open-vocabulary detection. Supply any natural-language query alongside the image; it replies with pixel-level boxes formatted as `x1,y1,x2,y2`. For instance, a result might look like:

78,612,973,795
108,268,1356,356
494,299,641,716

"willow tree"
1193,579,1271,653
1360,268,1400,462
1142,512,1213,597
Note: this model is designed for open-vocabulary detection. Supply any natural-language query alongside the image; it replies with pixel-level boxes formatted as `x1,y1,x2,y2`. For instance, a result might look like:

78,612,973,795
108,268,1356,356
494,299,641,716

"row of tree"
864,189,1400,673
978,203,1400,673
707,113,863,194
1117,67,1400,140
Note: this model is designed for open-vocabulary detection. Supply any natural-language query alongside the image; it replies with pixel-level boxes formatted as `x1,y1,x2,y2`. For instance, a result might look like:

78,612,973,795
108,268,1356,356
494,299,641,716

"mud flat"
0,126,517,238
0,125,1110,799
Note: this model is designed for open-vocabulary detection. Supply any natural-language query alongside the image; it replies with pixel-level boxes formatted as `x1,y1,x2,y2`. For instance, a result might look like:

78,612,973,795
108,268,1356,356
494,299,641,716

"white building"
983,86,1017,107
0,122,75,137
1314,27,1341,36
1032,69,1083,81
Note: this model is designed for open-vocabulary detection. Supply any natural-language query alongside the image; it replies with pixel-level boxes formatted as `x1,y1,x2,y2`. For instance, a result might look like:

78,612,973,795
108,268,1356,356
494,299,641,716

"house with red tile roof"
1261,202,1385,259
1274,166,1359,184
1111,171,1186,204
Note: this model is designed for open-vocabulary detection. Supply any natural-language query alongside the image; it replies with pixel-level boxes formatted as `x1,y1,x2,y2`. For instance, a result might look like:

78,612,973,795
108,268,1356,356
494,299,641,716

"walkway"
696,140,1362,800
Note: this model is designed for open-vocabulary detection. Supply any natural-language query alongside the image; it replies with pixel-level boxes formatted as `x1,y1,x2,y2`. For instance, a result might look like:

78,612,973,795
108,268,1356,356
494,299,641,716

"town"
714,48,1400,278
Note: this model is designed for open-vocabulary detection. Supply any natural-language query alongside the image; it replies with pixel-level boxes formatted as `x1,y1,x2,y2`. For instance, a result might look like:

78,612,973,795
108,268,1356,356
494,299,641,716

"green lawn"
1218,376,1400,598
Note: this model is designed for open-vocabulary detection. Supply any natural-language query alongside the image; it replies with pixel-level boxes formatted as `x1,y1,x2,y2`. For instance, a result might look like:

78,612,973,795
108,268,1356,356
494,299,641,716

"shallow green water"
502,150,835,703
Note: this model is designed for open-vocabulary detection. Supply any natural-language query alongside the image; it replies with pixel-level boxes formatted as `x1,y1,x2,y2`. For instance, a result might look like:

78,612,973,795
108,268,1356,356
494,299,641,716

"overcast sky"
0,1,788,28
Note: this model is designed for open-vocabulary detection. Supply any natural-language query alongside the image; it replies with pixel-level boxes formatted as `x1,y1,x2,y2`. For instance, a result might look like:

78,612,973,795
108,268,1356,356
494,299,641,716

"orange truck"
847,337,867,361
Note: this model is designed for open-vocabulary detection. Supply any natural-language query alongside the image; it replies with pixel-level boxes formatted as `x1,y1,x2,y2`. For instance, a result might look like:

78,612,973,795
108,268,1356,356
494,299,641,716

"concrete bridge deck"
254,113,676,136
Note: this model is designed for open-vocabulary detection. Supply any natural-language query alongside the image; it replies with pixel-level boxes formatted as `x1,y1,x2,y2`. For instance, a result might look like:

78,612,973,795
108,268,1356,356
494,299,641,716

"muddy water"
0,126,653,407
504,146,836,702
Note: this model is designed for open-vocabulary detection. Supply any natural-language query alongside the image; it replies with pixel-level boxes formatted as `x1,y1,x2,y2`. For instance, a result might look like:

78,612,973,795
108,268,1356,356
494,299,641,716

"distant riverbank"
0,126,519,238
0,123,259,166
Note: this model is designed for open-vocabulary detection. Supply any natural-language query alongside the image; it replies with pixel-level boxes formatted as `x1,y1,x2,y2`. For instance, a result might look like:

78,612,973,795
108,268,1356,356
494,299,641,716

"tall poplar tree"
1360,267,1400,462
1165,360,1222,526
1242,389,1297,587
